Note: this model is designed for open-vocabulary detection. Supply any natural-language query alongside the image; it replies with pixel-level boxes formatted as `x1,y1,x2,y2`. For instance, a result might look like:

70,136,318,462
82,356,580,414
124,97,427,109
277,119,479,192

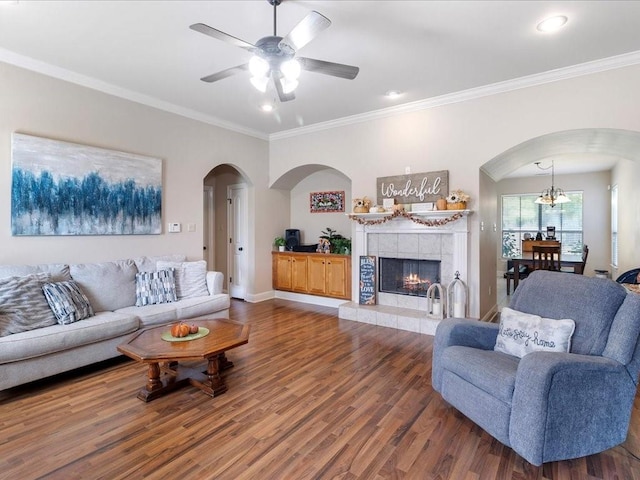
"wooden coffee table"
117,318,249,402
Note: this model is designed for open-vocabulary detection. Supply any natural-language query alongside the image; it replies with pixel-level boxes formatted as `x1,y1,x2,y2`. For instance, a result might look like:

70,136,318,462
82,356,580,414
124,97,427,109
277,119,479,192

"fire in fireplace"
378,257,441,297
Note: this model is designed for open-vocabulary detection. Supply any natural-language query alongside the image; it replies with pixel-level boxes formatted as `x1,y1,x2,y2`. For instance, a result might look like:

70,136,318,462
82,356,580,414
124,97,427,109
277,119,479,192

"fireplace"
338,210,470,335
379,257,440,297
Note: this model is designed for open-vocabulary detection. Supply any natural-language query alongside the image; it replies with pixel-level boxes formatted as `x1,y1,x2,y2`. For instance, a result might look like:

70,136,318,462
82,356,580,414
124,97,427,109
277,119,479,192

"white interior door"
227,183,247,300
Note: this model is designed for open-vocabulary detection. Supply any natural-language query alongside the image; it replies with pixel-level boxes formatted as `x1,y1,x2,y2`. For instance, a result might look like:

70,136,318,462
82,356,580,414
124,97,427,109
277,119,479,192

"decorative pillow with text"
494,307,576,358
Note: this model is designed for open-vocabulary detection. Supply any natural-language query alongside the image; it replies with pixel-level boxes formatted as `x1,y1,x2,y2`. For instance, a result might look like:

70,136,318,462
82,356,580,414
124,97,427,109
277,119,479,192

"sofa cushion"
42,280,94,325
603,293,640,365
70,259,137,311
134,254,187,273
0,273,57,337
156,260,208,299
0,311,139,364
509,271,627,356
440,345,520,404
0,263,71,282
116,303,178,327
174,294,230,320
135,269,177,306
494,307,575,358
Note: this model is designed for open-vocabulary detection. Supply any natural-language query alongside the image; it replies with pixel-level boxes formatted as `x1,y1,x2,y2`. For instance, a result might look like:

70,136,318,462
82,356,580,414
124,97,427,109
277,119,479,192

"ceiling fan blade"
189,23,255,51
273,72,296,102
200,64,248,83
278,11,331,53
298,57,359,80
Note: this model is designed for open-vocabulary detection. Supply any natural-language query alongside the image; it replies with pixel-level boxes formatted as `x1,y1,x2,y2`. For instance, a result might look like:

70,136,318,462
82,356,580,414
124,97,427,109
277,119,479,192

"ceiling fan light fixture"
250,75,269,93
280,77,299,94
249,55,270,78
280,58,301,80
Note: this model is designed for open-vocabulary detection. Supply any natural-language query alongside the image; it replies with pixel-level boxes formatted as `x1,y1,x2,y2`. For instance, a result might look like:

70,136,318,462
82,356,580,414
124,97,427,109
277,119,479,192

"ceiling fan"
190,0,359,102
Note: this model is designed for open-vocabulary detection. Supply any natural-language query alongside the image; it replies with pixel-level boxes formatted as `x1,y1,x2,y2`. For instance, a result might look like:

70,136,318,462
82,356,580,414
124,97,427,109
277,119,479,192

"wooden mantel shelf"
346,210,471,220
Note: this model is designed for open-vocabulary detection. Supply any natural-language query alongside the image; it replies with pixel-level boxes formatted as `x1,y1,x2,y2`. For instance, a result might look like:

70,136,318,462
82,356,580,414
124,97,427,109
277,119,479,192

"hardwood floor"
1,299,639,479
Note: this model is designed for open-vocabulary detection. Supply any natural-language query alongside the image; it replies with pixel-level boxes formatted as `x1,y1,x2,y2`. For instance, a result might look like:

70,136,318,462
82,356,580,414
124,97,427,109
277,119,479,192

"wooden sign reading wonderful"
376,170,449,205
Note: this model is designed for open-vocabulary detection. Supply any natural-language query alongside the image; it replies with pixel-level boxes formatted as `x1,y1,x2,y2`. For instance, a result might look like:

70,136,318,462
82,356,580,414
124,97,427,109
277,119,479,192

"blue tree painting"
11,133,162,235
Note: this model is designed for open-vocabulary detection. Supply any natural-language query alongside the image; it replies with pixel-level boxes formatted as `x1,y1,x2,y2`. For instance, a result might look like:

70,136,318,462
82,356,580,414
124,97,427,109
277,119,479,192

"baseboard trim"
274,291,349,308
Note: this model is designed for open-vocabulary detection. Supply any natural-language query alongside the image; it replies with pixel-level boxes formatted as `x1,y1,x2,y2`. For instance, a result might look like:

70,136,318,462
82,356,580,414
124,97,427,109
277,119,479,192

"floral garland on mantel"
348,209,464,226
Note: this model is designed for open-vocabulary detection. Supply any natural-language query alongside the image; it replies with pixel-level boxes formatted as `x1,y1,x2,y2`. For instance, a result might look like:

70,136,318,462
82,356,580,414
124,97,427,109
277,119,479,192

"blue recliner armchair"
432,270,640,465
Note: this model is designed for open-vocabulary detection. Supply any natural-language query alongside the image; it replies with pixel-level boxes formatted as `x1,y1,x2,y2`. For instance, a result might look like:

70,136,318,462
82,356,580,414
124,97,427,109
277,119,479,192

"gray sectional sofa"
0,255,230,391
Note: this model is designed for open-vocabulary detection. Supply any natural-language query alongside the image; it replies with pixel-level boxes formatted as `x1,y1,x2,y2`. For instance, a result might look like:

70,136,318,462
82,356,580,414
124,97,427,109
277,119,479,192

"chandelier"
534,160,570,207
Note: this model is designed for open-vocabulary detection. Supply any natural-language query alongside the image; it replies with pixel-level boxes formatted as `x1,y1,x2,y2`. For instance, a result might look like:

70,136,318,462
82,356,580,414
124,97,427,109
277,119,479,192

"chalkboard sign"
359,256,377,305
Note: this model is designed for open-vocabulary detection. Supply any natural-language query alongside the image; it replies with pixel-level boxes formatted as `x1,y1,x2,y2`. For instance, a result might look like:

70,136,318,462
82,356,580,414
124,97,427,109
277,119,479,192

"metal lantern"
427,283,446,320
447,271,468,318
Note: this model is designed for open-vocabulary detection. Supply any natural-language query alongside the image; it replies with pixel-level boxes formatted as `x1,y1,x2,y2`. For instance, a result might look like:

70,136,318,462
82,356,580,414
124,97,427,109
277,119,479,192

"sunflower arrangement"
446,189,470,210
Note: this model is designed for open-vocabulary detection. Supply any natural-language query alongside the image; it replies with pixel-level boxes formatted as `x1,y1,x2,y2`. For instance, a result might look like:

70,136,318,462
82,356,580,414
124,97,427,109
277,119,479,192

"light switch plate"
168,223,181,233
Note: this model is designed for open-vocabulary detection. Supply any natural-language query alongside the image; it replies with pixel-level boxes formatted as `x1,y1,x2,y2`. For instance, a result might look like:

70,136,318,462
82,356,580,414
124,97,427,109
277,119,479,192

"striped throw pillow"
135,269,177,306
0,272,57,336
42,281,94,325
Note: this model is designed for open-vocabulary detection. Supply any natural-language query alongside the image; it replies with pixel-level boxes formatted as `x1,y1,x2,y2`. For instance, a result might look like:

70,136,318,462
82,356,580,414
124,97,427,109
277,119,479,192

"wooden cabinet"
272,252,351,300
291,256,308,292
274,254,293,290
522,240,561,254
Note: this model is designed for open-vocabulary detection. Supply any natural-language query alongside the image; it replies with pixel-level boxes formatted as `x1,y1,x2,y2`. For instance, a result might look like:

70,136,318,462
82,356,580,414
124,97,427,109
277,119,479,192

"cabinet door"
291,256,308,292
307,256,327,294
326,256,349,298
275,255,292,290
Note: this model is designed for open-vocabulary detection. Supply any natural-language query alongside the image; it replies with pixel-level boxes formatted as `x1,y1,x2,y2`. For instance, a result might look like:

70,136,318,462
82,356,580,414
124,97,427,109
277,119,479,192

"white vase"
278,245,285,252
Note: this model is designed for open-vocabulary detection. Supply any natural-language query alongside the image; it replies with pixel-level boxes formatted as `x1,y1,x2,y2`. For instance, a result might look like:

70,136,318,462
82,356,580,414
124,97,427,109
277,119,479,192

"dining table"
512,253,584,290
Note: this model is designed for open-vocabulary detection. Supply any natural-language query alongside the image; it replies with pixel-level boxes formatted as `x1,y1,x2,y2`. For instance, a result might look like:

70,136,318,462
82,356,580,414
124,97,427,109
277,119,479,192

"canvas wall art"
11,133,162,236
310,190,345,213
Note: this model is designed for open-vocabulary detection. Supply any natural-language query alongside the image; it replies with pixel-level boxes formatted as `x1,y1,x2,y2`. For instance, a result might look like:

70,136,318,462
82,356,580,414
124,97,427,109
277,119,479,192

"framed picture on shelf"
310,190,345,213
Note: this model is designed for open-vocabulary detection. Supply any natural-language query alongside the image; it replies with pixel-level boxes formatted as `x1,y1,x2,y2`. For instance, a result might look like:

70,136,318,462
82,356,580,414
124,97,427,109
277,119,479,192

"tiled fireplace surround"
338,212,469,335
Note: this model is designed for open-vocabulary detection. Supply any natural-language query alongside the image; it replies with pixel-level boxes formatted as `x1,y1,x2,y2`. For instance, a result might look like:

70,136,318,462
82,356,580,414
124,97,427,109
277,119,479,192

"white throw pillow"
156,260,208,300
494,307,576,358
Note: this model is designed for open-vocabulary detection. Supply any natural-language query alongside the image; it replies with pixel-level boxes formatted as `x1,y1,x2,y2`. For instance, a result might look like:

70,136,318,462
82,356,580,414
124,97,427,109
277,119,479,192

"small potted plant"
274,236,286,252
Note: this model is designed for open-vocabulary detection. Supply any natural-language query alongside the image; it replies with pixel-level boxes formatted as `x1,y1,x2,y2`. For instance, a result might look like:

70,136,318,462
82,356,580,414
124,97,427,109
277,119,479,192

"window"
611,184,618,268
502,192,583,257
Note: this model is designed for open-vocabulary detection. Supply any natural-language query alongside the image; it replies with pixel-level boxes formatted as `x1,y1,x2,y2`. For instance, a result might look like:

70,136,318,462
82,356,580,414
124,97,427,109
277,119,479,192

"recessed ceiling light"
385,90,402,99
536,15,568,33
260,103,274,113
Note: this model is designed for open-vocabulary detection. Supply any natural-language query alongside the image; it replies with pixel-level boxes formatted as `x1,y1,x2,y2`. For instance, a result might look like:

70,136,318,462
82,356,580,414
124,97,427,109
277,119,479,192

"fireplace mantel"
339,209,472,336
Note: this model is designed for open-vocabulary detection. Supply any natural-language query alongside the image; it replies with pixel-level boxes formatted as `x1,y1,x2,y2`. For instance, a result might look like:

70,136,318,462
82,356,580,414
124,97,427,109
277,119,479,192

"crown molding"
270,50,640,141
2,45,639,144
0,48,269,141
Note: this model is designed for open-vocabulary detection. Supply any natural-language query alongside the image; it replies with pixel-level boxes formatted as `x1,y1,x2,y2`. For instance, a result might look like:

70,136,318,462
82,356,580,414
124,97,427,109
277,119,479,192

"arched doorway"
480,128,640,315
203,164,250,299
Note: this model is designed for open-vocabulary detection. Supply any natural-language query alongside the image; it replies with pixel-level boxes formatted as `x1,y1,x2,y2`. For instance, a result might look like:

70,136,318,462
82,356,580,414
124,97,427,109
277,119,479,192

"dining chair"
560,244,589,274
532,245,561,271
504,260,529,295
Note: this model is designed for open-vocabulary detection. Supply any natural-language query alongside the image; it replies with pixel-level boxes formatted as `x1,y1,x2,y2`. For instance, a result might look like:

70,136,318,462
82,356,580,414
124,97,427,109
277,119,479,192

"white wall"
289,169,352,245
4,58,640,308
611,158,640,277
479,169,498,319
496,171,611,277
0,61,275,296
270,64,640,318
